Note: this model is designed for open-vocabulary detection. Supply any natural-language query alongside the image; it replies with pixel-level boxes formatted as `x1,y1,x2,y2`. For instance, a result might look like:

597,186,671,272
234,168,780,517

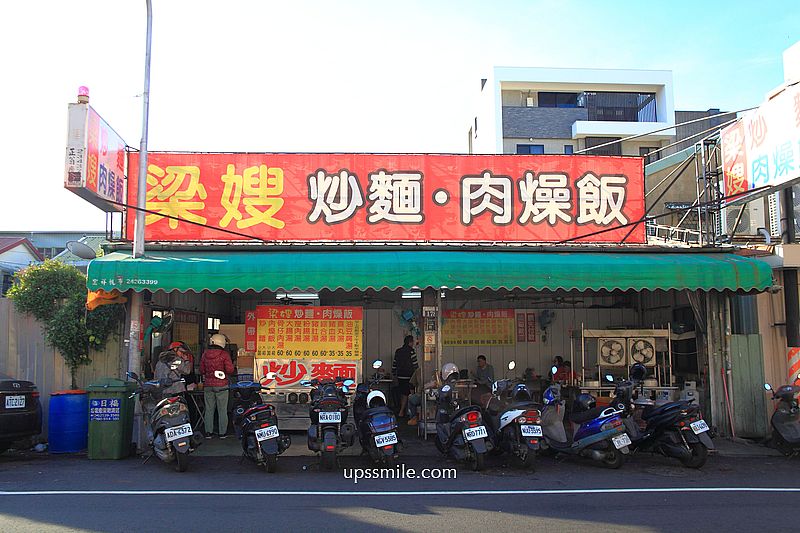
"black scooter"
606,364,714,469
230,379,291,472
127,371,195,472
302,376,357,470
434,370,491,471
485,378,541,469
352,360,399,464
764,372,800,456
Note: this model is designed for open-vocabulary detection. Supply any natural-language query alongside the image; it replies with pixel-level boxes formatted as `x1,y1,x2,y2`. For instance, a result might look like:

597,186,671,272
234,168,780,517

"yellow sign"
442,309,516,346
255,306,362,359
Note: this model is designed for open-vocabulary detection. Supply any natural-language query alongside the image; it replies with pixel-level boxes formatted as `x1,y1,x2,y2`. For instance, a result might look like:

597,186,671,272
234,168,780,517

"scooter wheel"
265,454,278,473
514,452,536,470
773,433,795,457
434,437,446,455
601,447,624,469
678,443,708,468
321,450,336,471
470,451,485,471
174,452,189,473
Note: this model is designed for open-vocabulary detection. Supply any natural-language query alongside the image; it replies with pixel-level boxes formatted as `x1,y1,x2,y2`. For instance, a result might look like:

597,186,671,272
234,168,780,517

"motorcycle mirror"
127,371,139,381
343,379,355,387
372,360,383,370
342,386,349,394
508,361,516,370
763,383,772,391
605,374,614,382
300,380,312,387
265,372,277,380
551,365,558,376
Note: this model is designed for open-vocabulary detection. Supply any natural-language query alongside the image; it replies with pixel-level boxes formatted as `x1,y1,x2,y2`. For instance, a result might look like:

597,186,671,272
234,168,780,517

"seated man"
471,355,495,405
553,360,579,384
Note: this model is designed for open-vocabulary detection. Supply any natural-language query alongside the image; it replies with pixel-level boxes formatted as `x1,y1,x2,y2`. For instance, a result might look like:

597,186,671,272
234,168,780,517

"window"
538,92,579,108
516,144,544,155
207,317,221,332
639,146,660,164
564,145,574,155
584,137,621,156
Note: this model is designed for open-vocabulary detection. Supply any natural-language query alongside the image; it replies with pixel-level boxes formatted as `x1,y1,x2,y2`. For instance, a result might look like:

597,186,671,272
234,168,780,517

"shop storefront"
88,246,771,438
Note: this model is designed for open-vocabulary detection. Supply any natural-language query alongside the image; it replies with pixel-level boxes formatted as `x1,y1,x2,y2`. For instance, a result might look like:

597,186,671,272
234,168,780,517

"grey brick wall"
502,107,588,139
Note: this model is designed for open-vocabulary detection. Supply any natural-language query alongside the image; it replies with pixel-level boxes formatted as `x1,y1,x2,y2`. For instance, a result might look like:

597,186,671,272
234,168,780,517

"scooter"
127,371,195,472
540,367,630,469
485,361,542,470
230,377,291,473
764,372,800,456
352,360,400,464
606,364,714,468
434,365,491,471
301,376,357,470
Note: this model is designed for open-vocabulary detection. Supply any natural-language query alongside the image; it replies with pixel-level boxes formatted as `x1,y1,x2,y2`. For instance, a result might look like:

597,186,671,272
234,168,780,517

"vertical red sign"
526,312,537,342
245,309,257,353
516,313,527,343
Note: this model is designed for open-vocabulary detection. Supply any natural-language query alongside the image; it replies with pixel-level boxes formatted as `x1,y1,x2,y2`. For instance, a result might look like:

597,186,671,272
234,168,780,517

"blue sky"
0,0,798,231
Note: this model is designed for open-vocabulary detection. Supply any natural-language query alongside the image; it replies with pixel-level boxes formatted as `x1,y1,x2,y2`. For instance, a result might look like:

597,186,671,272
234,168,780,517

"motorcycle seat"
363,405,393,418
569,406,607,424
243,404,273,418
642,401,690,420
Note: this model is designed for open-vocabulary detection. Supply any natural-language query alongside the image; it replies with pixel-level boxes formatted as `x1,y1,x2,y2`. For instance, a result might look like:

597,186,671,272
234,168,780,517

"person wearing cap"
200,334,234,438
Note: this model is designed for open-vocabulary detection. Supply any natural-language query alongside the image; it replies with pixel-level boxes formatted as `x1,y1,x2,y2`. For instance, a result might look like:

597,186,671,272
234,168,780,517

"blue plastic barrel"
49,390,88,453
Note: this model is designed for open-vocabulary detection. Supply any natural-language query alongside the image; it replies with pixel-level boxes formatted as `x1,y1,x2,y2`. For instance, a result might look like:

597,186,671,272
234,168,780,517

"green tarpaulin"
87,250,772,294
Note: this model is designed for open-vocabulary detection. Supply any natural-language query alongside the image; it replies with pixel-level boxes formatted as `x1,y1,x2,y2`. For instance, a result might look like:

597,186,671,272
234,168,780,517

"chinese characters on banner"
64,103,126,211
253,306,362,388
721,83,800,200
442,309,516,346
126,153,645,243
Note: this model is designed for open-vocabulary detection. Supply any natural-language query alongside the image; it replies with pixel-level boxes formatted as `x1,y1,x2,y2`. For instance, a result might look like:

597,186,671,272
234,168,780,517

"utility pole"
127,0,153,447
782,187,800,381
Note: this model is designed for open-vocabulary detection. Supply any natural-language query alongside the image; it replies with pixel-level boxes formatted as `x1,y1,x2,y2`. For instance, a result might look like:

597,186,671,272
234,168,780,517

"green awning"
87,250,772,293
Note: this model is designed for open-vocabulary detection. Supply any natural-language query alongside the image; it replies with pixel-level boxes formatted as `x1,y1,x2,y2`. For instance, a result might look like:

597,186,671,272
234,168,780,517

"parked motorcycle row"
434,361,716,471
120,362,800,474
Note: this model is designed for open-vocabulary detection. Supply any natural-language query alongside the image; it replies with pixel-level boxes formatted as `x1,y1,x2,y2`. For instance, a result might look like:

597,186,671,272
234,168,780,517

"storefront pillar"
706,292,735,438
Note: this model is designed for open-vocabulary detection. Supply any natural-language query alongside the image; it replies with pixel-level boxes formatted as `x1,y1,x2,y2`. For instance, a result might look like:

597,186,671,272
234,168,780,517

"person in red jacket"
200,334,234,438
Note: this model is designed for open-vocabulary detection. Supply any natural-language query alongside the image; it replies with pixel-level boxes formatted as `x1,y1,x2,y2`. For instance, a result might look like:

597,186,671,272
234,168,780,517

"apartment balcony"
502,106,588,139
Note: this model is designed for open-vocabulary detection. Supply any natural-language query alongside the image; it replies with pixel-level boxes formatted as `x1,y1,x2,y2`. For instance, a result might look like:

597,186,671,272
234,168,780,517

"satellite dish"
66,240,97,260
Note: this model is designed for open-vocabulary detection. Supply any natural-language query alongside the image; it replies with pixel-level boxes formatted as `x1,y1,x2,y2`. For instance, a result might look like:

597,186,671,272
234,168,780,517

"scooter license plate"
255,426,280,442
690,420,709,434
612,433,632,449
164,423,193,443
520,425,543,437
374,432,398,447
319,411,341,423
464,425,488,441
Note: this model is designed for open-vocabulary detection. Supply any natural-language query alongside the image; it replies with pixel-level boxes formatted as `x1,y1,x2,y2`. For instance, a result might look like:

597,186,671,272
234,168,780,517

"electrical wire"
573,107,756,155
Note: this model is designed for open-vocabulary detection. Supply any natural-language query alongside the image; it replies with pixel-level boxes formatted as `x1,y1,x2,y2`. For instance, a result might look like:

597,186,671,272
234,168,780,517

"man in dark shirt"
392,335,418,419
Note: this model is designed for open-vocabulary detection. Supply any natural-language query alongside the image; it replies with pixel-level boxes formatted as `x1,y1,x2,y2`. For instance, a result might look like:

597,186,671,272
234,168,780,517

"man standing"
392,335,418,420
200,334,234,438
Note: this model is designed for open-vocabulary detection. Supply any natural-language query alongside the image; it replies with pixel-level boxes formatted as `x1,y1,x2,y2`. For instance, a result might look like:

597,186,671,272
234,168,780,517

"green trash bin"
87,378,137,460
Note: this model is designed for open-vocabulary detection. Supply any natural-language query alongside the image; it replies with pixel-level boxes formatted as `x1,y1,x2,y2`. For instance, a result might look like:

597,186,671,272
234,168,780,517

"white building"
469,66,676,158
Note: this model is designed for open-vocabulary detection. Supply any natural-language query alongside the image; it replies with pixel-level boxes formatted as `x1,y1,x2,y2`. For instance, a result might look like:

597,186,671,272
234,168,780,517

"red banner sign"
126,152,644,243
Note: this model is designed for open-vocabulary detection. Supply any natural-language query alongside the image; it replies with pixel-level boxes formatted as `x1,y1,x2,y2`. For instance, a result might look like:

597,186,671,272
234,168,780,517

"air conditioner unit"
627,337,656,367
526,97,534,107
598,338,626,367
724,197,767,235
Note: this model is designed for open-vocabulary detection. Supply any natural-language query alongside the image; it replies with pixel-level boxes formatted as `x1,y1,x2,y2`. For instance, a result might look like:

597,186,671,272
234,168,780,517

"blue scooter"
540,369,631,468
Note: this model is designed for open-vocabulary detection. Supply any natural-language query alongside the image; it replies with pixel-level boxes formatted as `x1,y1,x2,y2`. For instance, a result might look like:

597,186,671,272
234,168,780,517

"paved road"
1,450,797,532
